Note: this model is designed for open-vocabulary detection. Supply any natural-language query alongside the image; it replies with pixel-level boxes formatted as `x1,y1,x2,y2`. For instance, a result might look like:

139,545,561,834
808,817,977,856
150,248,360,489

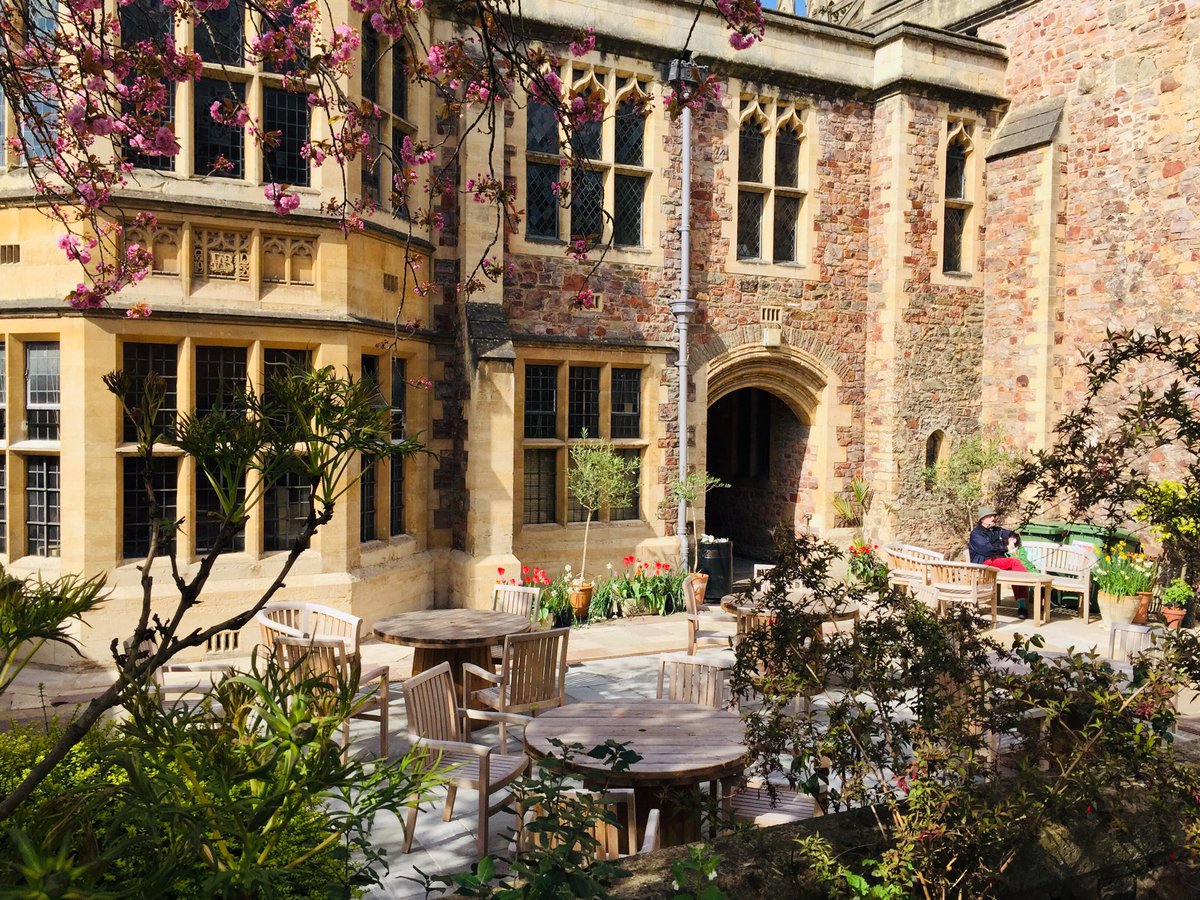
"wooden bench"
1020,542,1096,624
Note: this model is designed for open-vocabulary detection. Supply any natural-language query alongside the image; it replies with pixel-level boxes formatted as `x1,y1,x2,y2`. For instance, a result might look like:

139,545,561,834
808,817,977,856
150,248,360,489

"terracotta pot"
1163,606,1187,631
569,582,594,620
1132,591,1153,626
1096,590,1138,629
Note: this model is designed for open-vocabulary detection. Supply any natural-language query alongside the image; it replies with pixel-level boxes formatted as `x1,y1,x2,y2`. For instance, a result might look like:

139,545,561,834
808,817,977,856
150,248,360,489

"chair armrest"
461,707,534,728
408,734,492,759
163,661,233,674
360,664,389,685
463,662,504,684
640,808,662,854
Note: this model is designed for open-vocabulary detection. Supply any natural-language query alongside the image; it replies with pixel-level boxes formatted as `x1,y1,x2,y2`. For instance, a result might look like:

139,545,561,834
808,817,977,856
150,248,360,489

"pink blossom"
264,183,302,214
125,302,152,319
569,27,595,58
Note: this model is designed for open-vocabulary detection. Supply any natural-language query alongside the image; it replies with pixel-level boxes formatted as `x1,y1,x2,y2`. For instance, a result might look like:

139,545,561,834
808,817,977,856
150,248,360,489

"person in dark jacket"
968,506,1030,618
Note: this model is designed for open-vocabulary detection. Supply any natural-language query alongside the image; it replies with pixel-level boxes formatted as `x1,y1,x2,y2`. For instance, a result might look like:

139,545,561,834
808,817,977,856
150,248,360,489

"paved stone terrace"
2,590,1163,898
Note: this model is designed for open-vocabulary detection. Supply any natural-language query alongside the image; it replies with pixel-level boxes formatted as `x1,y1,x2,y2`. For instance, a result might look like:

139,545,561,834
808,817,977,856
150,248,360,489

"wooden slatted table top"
992,570,1055,587
373,609,531,649
524,700,747,785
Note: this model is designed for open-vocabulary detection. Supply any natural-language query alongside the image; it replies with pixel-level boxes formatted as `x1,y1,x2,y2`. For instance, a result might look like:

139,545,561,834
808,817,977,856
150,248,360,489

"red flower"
623,555,635,566
522,565,529,574
663,563,670,571
497,567,505,576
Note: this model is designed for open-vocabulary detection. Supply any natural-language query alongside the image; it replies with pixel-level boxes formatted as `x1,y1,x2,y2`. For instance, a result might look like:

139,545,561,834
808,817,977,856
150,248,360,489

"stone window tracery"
261,234,315,286
126,222,182,276
735,97,808,265
942,121,974,274
192,228,251,282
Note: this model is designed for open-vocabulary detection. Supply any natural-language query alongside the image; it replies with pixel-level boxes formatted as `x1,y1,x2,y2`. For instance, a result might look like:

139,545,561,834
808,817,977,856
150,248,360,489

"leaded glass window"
389,455,405,535
570,167,603,242
610,368,640,439
739,122,764,183
614,97,644,166
946,140,967,200
775,126,800,188
359,456,377,542
196,0,244,65
609,450,640,521
391,358,406,440
572,117,601,160
194,79,245,178
613,174,643,247
361,20,379,103
265,470,310,551
121,0,175,170
773,195,800,264
195,472,245,554
524,365,557,438
527,101,558,155
263,87,309,186
737,191,764,260
195,345,247,415
123,456,177,558
392,44,407,117
567,366,600,438
26,456,59,557
122,342,177,442
526,163,559,239
943,206,966,273
523,449,556,525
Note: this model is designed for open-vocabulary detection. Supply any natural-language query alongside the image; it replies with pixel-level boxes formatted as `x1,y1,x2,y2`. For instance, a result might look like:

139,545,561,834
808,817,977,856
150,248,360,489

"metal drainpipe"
668,57,701,570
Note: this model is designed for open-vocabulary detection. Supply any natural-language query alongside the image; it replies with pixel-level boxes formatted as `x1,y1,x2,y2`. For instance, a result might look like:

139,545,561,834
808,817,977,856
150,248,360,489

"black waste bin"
697,539,733,600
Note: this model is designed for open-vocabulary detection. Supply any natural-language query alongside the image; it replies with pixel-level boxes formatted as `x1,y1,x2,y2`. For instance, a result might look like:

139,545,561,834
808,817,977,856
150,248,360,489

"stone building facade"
0,0,1192,663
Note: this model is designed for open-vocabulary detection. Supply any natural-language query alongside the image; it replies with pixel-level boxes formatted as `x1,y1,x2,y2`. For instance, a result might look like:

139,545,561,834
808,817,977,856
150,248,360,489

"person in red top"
967,506,1030,619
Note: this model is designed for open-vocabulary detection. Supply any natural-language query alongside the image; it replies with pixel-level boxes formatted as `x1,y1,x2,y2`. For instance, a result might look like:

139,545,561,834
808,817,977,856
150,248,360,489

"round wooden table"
373,608,531,697
524,699,746,847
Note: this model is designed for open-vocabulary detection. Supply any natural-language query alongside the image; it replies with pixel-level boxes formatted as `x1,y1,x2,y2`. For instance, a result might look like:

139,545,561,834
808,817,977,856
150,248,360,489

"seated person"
1007,533,1038,574
968,506,1031,619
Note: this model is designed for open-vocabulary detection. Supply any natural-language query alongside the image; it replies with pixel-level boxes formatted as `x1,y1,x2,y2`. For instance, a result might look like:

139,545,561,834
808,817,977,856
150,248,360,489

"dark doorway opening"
705,387,809,560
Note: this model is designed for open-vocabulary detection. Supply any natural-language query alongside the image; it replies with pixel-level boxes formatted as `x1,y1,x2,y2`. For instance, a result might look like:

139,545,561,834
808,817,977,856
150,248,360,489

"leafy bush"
728,530,1200,899
1,653,446,898
1162,577,1194,609
921,430,1023,553
846,539,888,591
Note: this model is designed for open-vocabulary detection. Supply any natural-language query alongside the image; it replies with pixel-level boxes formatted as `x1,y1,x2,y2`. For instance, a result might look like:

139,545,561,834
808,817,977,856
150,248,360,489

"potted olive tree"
670,470,730,598
567,438,638,620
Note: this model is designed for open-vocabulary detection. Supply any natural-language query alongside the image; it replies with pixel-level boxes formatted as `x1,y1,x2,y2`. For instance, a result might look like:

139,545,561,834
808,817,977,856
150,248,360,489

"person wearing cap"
968,506,1031,619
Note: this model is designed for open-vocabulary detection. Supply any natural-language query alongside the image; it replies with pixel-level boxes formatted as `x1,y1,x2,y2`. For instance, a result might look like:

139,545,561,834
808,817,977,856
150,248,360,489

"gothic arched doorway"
705,387,811,560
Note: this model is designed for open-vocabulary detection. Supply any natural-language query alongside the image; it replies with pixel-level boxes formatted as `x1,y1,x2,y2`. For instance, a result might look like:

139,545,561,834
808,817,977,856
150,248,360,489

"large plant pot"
1163,606,1187,631
1132,591,1153,625
1096,590,1138,629
569,582,594,620
697,540,733,600
686,572,709,609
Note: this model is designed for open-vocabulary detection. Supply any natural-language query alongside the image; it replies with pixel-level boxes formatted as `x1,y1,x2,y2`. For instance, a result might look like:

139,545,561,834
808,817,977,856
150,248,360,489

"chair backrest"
656,652,731,709
927,560,997,588
273,634,353,684
682,573,707,616
893,544,945,561
819,609,860,640
752,564,775,583
403,661,463,743
883,548,934,584
521,789,650,860
1026,543,1093,580
492,583,540,619
498,627,570,711
257,602,363,656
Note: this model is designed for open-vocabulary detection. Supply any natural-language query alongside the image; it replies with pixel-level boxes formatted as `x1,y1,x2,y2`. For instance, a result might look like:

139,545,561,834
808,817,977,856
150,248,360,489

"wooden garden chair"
656,652,735,710
518,788,661,859
727,778,824,828
490,583,546,664
402,661,531,858
684,572,736,655
273,635,390,758
463,627,570,751
926,560,999,626
257,602,363,660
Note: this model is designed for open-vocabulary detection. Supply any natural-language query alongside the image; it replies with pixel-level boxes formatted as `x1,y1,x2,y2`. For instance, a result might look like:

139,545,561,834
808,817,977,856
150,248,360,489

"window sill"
9,440,60,453
115,442,184,456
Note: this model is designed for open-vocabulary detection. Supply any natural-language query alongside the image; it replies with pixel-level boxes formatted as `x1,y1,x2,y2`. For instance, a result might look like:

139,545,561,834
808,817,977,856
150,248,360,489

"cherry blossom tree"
0,0,764,317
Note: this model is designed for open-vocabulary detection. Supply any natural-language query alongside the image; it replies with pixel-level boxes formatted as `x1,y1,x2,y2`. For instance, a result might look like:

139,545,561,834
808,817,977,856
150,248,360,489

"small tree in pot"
670,470,730,571
567,437,637,619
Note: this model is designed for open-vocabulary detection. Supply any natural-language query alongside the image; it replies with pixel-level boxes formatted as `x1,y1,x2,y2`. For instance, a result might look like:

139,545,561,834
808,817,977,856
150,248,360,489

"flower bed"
509,558,684,626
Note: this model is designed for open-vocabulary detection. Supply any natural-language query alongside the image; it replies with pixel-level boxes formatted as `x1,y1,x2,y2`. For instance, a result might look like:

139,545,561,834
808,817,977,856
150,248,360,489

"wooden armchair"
882,546,942,600
684,573,736,655
273,635,390,758
926,561,998,626
256,602,363,659
656,652,734,710
1022,541,1096,622
402,661,531,858
464,627,570,751
728,778,824,828
490,584,545,664
519,788,661,859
